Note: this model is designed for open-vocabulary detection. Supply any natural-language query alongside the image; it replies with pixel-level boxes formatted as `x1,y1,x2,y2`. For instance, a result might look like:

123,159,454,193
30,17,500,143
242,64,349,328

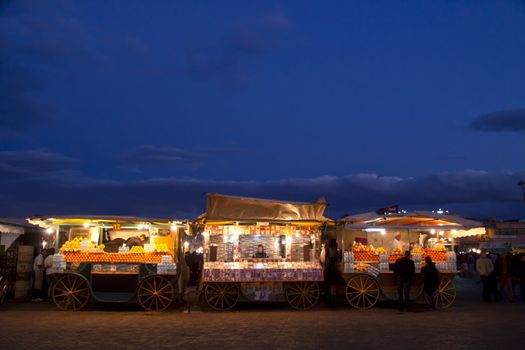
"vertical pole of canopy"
54,225,60,251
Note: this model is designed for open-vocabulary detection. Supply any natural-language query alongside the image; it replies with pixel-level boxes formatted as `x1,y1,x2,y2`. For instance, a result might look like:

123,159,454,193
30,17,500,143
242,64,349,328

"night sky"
1,0,524,220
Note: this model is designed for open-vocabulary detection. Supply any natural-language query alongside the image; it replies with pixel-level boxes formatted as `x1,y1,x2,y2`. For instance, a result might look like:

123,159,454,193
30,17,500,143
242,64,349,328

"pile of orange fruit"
375,247,386,255
352,242,374,253
354,263,370,272
423,248,446,262
353,252,379,262
63,252,167,263
411,247,424,255
388,247,404,262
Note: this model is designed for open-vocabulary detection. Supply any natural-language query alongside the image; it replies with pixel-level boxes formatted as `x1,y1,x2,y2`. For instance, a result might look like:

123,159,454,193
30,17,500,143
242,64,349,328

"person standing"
496,252,515,302
421,256,439,310
32,249,45,301
390,233,408,253
394,250,415,311
476,252,494,302
518,254,525,301
44,248,55,300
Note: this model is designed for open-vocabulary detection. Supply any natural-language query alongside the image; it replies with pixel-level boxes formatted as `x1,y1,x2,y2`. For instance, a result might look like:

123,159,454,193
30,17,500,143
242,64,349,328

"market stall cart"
335,209,486,309
28,216,187,311
196,194,331,311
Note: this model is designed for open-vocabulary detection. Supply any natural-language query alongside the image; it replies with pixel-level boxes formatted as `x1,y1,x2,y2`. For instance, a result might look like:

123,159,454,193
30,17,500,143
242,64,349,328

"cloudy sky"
1,0,524,220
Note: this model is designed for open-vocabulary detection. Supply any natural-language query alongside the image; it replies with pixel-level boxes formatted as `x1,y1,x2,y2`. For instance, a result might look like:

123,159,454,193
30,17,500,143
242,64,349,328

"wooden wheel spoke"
72,288,89,295
440,278,452,290
206,293,221,304
69,276,78,291
349,292,361,304
139,286,156,295
212,295,223,308
156,283,171,293
156,293,172,302
223,293,237,303
57,280,69,292
439,290,456,298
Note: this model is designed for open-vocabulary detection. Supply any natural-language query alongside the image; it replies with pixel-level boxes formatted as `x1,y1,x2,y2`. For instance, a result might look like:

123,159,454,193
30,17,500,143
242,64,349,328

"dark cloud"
121,144,242,173
185,11,292,84
0,149,77,176
1,167,523,220
470,109,525,132
123,145,206,167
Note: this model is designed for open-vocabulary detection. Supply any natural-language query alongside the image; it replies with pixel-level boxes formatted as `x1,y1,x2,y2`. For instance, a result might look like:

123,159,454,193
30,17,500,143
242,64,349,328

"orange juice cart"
196,194,331,311
29,216,187,311
336,210,486,309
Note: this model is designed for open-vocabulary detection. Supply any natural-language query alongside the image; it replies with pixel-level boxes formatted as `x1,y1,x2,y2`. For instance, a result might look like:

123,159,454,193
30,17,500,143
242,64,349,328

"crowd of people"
473,251,525,303
392,250,525,312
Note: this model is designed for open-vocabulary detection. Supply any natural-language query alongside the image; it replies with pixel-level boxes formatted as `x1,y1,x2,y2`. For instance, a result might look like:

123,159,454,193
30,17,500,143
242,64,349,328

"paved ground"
0,277,524,350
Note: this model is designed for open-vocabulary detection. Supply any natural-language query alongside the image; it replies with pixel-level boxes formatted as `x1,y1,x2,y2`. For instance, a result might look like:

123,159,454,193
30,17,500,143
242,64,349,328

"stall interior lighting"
45,227,54,234
364,228,386,235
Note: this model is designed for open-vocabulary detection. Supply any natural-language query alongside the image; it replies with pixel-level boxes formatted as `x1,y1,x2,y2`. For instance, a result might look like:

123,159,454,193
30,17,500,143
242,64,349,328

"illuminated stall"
197,194,331,311
28,216,187,311
335,209,486,309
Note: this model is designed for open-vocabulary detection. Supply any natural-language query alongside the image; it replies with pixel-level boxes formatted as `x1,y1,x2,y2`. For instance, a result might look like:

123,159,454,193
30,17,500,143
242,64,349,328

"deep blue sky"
1,0,525,219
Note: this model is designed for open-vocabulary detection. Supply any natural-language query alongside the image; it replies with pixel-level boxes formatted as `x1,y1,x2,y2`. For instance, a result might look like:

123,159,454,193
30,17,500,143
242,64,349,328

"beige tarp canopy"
201,193,331,223
28,215,184,229
342,211,486,236
0,222,24,250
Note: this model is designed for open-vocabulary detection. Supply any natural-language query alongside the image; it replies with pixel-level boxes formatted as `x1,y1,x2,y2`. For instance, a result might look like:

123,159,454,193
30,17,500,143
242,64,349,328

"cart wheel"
435,275,456,309
285,282,320,310
52,274,90,311
137,276,175,311
204,283,240,311
345,274,380,310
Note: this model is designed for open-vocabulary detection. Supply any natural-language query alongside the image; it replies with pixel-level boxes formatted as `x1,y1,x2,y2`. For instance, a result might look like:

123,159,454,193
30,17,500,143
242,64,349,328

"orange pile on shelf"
353,252,379,262
424,248,446,262
352,242,379,262
63,252,167,263
388,247,404,262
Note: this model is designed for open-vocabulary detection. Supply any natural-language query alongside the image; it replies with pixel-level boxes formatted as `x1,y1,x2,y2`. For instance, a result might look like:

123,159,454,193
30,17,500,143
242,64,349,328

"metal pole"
54,225,60,251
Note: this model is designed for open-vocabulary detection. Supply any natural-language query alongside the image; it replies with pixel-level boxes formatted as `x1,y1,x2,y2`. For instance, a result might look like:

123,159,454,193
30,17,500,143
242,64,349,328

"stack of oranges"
352,242,378,262
354,263,370,272
389,247,404,262
423,248,446,262
63,252,167,263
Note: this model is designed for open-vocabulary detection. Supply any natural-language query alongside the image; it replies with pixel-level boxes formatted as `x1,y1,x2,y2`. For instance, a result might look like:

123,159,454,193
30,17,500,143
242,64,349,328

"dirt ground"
0,277,524,350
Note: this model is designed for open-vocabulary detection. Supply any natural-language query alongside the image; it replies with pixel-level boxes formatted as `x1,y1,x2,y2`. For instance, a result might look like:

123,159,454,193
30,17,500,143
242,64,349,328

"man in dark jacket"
394,250,415,311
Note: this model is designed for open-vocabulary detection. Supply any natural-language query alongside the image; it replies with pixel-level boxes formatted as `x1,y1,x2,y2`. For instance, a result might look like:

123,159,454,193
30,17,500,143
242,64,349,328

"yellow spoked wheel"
435,275,456,309
285,282,320,310
137,276,175,311
204,283,240,311
345,274,380,309
52,274,90,311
